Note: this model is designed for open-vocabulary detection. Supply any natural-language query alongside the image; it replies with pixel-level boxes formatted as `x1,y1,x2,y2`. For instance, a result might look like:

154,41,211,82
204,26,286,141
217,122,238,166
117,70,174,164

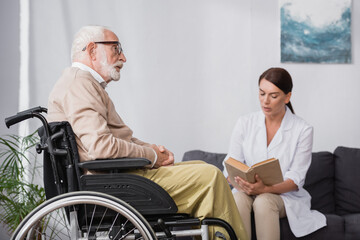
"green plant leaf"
0,131,45,233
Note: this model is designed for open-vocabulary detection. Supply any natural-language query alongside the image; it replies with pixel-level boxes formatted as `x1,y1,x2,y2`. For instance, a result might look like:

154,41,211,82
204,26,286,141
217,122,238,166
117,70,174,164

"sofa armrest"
77,158,151,171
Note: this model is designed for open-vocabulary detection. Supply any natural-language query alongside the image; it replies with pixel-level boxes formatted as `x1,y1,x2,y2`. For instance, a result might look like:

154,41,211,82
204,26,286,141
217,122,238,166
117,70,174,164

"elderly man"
47,25,247,240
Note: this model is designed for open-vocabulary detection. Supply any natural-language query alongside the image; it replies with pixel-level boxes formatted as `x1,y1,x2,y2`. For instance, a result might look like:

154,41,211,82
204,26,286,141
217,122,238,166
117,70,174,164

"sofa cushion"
334,147,360,215
182,150,226,171
280,214,344,240
343,214,360,240
304,151,335,213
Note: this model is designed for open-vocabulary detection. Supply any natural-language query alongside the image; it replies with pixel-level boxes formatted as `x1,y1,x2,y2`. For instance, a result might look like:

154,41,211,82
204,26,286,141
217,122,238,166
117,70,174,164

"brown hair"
259,67,294,114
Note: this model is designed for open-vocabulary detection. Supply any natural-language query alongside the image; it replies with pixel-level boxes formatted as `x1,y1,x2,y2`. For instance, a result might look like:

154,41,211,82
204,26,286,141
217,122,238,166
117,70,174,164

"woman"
224,68,326,240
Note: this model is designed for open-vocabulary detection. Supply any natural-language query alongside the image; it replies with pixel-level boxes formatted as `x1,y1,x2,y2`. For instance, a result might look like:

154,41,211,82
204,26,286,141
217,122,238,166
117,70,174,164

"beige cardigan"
47,67,156,165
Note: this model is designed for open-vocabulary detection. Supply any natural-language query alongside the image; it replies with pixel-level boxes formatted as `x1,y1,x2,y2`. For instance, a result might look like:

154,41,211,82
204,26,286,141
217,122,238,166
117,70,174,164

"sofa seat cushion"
280,214,344,240
344,214,360,240
182,150,226,171
334,147,360,215
304,151,335,214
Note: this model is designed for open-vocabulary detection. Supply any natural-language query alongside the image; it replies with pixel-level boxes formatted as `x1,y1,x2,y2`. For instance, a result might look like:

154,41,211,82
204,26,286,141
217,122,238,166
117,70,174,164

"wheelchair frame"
5,106,237,240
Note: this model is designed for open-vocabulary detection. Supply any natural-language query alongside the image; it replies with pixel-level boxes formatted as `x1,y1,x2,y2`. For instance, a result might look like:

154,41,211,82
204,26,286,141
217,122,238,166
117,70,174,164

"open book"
225,157,283,187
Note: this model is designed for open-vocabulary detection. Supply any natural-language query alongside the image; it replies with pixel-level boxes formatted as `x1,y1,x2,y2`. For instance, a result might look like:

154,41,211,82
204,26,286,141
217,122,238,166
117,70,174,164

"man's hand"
151,144,175,168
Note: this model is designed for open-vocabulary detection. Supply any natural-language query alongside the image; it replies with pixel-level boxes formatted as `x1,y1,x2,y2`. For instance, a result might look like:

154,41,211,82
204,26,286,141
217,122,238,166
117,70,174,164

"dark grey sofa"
182,146,360,240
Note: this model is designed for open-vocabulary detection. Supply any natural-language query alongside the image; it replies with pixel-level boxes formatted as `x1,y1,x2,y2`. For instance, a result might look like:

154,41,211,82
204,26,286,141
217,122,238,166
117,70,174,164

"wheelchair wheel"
11,191,156,240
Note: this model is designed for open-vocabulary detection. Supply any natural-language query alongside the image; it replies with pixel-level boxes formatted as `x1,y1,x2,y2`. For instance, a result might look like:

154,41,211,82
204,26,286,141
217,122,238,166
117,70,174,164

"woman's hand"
230,176,244,192
235,175,298,195
234,174,268,195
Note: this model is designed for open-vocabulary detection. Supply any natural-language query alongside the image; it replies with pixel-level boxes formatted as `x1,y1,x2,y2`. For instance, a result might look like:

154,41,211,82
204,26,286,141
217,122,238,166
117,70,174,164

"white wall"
0,1,20,239
0,0,20,136
5,0,360,161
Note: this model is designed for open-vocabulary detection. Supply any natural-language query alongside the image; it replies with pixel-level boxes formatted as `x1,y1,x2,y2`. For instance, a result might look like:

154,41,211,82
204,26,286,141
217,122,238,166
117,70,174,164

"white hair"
71,26,110,62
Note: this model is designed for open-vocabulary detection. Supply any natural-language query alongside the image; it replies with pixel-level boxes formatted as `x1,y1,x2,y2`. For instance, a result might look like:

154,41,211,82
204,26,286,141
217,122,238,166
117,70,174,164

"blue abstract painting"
280,0,352,63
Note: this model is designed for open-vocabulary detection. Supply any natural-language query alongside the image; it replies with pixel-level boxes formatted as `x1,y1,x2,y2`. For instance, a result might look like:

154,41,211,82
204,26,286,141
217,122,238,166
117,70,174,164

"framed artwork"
280,0,352,63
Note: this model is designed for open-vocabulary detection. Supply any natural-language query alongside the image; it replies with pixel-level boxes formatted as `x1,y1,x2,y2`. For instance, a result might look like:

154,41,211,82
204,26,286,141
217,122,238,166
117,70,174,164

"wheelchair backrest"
38,121,81,199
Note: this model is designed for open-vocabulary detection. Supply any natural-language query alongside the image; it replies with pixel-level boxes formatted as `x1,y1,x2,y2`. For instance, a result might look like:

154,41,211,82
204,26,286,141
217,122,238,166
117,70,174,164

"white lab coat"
223,107,326,237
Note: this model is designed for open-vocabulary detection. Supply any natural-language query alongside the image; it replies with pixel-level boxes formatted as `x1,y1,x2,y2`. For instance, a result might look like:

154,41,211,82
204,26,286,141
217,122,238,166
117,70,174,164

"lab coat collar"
257,106,294,131
281,106,295,131
257,106,295,151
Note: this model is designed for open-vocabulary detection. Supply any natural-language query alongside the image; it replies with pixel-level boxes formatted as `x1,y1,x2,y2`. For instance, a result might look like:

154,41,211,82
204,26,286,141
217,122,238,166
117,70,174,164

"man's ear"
87,42,97,60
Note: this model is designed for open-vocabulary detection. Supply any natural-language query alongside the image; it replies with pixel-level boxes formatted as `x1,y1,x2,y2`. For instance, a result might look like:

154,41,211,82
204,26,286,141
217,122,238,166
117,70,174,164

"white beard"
99,49,122,81
109,64,121,81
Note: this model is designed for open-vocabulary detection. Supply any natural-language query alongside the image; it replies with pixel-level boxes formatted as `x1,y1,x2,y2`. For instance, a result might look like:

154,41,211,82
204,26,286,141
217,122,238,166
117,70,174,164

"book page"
251,158,277,168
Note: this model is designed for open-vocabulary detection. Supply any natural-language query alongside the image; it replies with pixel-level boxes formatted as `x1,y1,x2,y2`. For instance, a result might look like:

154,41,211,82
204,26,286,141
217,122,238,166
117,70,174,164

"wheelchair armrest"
77,158,151,171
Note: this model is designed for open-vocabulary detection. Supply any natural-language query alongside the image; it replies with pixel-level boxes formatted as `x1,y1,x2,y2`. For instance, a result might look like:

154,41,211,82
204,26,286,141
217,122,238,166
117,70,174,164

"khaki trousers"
233,192,286,240
129,161,248,240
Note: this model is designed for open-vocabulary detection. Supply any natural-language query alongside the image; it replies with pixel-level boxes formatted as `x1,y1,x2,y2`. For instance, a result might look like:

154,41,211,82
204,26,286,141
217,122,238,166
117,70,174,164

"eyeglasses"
82,41,123,55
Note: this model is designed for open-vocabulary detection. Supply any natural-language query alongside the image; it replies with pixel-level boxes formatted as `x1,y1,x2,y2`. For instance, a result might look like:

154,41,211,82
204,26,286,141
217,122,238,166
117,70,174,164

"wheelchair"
5,106,238,240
